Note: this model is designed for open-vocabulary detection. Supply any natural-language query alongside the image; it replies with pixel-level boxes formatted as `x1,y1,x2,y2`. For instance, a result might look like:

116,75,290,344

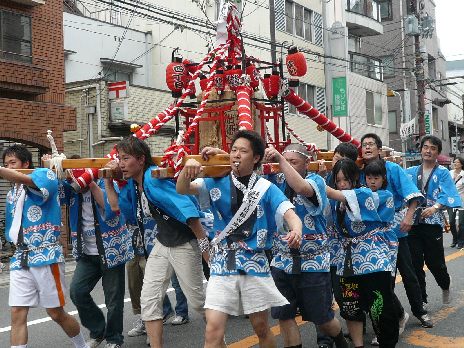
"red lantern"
166,57,187,98
199,74,209,92
286,46,307,87
225,65,242,91
246,63,260,90
214,69,225,94
263,70,280,100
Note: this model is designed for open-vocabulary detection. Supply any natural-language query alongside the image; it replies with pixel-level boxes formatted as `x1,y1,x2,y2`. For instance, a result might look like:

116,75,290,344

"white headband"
282,149,310,159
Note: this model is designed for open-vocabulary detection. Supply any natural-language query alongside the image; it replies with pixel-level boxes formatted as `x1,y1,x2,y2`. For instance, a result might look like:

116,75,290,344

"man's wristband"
198,237,210,253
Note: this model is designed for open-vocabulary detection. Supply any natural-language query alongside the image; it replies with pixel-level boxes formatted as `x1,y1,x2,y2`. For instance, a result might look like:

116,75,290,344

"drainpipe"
95,82,102,143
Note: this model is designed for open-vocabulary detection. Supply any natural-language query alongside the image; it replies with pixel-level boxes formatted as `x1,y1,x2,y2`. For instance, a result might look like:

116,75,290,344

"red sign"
108,81,128,99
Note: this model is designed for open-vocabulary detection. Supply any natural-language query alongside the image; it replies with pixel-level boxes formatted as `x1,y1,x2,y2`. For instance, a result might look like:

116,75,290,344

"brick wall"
0,0,77,254
0,0,76,152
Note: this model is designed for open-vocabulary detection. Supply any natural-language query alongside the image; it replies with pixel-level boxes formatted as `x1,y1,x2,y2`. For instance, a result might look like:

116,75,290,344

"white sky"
434,0,464,61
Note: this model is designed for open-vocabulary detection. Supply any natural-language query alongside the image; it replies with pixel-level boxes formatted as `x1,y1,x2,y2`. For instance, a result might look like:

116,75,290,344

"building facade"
323,0,389,150
446,59,464,155
363,0,450,161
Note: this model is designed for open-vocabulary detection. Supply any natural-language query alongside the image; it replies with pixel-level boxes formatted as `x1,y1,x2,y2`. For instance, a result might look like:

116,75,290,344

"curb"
0,259,76,287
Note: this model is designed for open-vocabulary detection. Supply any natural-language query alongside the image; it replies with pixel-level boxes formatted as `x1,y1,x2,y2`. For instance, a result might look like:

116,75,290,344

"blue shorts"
270,267,335,325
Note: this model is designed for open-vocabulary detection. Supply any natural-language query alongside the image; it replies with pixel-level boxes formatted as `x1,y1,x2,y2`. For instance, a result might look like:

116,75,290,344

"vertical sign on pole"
424,112,431,135
332,77,347,117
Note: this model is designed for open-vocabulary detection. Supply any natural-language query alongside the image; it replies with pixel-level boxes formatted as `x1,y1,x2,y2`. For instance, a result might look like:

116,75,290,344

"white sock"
70,332,88,348
11,345,27,348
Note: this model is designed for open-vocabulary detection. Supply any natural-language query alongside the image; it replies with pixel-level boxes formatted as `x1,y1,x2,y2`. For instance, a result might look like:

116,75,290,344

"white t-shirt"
450,169,464,208
81,190,99,256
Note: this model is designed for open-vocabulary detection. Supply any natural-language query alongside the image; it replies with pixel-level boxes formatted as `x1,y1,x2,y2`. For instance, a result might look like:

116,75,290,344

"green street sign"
424,113,431,135
332,77,347,117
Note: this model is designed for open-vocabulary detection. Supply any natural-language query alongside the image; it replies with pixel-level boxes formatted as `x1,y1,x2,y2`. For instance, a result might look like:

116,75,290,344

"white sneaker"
104,344,122,348
86,338,104,348
171,315,189,325
399,312,410,335
128,318,146,337
371,336,379,346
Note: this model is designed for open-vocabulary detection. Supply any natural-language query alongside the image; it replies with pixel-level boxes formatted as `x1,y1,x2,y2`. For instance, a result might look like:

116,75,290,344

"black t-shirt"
136,184,195,248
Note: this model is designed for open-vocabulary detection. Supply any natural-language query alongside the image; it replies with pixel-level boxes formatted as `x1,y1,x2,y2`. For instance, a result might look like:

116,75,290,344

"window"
378,0,393,21
288,83,315,114
348,37,361,53
441,119,445,140
366,91,382,125
284,0,313,41
381,55,395,78
0,11,32,64
388,110,397,133
104,69,132,83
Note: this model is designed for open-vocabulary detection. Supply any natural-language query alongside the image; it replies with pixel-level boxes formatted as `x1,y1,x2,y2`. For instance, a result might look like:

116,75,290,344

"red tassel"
246,64,260,89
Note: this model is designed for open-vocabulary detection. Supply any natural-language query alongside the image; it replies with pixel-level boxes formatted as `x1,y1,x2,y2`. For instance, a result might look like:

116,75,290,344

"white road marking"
0,280,208,334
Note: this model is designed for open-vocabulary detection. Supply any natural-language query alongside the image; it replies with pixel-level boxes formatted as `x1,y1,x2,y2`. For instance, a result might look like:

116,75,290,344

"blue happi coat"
406,164,462,227
195,175,294,277
6,169,64,270
329,187,397,276
361,161,423,239
118,166,201,256
61,180,134,268
268,172,330,273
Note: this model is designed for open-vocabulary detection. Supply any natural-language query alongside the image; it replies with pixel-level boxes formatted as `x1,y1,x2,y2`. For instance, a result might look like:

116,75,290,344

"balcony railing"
349,51,383,81
346,0,381,22
0,50,32,65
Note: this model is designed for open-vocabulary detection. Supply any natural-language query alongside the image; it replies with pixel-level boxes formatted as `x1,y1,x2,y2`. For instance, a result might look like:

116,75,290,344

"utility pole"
269,0,277,64
412,0,426,137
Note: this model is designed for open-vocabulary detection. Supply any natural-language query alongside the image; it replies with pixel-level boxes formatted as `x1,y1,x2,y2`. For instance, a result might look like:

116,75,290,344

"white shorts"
9,263,67,308
205,274,289,316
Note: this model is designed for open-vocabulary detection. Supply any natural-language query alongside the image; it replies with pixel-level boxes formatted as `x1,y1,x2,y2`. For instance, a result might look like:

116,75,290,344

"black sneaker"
416,314,434,328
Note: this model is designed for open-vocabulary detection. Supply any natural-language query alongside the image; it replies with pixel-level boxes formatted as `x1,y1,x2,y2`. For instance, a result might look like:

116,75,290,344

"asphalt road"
0,233,463,347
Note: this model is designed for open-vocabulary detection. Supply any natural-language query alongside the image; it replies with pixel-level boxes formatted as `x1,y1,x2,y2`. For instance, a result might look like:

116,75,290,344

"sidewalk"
0,259,76,287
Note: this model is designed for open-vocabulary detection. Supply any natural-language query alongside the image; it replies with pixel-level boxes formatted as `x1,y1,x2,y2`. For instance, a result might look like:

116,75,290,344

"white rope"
46,130,67,179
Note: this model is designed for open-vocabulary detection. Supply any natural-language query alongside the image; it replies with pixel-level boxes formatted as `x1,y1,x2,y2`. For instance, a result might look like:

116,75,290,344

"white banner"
400,117,416,140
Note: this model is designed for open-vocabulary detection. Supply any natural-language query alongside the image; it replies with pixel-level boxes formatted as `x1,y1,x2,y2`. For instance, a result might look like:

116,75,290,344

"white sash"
9,188,26,245
210,177,271,247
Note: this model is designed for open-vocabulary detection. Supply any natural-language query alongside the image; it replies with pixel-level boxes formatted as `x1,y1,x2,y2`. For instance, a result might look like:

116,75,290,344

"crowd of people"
1,130,461,348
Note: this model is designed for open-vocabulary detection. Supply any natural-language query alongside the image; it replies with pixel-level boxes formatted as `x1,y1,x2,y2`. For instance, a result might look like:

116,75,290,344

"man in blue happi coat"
406,135,462,306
